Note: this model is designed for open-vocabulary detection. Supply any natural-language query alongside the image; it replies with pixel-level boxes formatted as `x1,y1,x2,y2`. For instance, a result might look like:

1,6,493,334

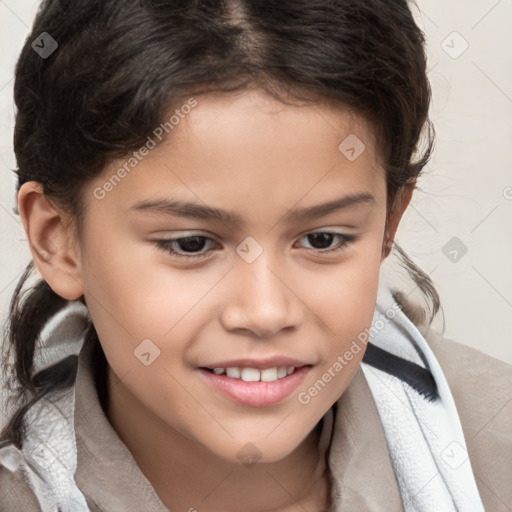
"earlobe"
17,181,84,300
381,237,394,259
381,184,415,261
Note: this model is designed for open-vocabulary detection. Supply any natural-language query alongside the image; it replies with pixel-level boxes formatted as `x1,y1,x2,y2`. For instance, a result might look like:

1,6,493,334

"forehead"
172,87,379,162
88,88,385,217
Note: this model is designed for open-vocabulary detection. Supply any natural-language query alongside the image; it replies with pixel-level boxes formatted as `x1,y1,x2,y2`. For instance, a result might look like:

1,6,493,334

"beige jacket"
1,309,511,511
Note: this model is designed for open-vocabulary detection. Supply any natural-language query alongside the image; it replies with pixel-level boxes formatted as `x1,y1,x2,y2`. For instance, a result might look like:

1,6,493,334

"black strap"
362,342,438,402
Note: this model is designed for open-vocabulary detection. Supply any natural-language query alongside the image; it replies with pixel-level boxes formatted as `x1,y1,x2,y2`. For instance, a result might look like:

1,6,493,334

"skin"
18,87,413,512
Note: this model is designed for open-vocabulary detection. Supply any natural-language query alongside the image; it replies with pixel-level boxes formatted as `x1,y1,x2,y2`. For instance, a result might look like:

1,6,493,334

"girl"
1,1,510,511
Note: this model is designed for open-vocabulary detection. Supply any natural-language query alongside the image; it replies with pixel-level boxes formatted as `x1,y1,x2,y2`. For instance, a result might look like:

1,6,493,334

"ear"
17,181,84,300
381,182,415,261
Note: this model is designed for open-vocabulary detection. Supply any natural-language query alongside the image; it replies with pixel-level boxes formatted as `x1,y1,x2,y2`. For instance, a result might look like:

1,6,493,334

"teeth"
277,367,288,378
241,368,260,382
210,366,296,382
260,367,278,382
226,367,241,379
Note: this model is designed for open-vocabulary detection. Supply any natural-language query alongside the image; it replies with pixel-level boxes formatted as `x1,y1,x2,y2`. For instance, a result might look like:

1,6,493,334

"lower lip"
197,366,311,407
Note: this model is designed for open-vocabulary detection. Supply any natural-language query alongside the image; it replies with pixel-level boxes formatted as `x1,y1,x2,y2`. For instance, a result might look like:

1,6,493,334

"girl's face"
73,88,398,463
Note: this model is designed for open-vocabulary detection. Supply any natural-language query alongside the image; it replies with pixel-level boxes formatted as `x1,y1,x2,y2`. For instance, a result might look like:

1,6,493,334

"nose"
219,255,304,338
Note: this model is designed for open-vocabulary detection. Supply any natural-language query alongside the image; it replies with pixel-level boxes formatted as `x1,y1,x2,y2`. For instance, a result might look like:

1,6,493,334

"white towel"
0,301,92,512
0,288,485,511
361,286,485,511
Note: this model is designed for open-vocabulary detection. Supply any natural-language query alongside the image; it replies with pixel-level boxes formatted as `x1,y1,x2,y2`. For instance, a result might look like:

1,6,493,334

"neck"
104,366,331,512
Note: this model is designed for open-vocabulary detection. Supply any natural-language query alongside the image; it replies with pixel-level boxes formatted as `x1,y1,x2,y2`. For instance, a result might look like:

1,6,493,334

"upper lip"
200,356,313,371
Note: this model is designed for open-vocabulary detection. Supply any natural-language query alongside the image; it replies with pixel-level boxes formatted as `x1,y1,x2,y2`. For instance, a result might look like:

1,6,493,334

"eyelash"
153,231,357,260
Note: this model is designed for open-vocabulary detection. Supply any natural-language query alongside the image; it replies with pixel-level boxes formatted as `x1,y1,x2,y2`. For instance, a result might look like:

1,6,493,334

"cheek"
300,234,382,325
304,236,382,372
291,243,382,414
78,229,163,368
78,231,217,374
79,227,167,326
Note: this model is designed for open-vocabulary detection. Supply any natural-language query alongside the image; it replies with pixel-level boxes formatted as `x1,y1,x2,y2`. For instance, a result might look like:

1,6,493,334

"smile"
197,365,312,407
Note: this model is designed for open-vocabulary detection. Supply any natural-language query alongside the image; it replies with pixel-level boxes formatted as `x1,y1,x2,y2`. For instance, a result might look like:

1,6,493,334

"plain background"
0,0,511,435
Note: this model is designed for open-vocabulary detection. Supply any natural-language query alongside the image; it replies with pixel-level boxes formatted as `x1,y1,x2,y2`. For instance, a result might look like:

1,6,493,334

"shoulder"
0,464,103,512
418,325,511,411
0,465,41,511
419,325,512,511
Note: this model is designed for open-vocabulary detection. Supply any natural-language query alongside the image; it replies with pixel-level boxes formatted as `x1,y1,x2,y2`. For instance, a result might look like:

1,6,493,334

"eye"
295,231,356,253
153,235,219,259
153,231,356,259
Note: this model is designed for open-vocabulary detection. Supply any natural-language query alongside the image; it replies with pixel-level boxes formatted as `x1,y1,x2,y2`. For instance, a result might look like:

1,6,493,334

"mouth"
197,365,312,407
199,364,310,381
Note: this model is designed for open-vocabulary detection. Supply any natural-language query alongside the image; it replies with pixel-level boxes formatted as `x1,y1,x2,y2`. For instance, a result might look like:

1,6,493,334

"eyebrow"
129,191,375,226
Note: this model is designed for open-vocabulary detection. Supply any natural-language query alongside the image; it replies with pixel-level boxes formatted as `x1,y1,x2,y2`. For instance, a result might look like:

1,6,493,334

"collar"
72,322,402,511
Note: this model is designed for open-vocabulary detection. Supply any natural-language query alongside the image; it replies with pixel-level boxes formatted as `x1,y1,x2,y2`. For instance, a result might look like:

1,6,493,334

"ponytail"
0,261,104,450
